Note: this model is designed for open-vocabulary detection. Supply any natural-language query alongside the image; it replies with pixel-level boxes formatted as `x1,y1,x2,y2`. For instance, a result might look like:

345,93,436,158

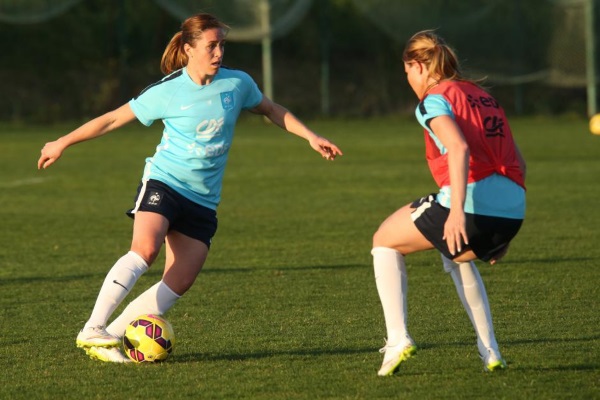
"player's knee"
164,273,197,296
372,225,388,247
130,243,161,266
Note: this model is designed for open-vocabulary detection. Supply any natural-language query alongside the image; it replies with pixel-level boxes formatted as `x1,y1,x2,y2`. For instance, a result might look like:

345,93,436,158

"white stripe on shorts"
411,196,433,222
130,179,149,215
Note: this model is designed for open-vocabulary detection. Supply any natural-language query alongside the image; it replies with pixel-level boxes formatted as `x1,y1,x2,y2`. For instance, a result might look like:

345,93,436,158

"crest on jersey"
220,91,234,111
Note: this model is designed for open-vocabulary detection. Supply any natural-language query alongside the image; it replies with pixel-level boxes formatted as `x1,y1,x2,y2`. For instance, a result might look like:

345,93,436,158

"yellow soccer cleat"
85,346,132,363
76,325,120,348
377,338,418,376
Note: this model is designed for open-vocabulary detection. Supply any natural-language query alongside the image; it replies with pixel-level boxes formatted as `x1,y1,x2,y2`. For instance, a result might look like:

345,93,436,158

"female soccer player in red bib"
373,30,526,376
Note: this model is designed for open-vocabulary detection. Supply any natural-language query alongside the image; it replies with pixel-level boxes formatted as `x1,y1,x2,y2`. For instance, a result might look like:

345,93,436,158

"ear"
183,42,192,57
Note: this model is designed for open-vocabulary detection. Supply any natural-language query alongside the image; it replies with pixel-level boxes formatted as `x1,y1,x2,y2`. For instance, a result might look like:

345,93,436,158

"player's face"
404,61,427,99
186,28,226,78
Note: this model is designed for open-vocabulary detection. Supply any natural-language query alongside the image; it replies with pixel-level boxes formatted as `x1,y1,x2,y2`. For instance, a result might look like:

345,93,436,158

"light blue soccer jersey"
129,67,263,210
415,94,525,219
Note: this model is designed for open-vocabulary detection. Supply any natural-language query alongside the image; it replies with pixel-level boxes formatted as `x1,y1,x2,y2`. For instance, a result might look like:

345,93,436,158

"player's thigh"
130,211,170,264
162,231,209,295
373,203,435,254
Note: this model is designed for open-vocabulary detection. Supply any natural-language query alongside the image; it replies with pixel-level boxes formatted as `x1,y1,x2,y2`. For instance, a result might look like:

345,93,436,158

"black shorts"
410,194,523,262
126,179,218,248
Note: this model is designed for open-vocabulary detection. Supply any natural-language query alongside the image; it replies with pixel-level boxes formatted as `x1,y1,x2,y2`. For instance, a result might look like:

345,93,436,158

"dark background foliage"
0,0,591,123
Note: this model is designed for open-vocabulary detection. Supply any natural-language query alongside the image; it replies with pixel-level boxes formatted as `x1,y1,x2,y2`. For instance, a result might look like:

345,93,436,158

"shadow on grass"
0,264,366,286
0,270,169,285
509,364,600,372
416,335,600,372
504,256,597,264
171,346,374,364
503,334,600,346
417,334,600,350
206,263,365,272
172,334,600,363
0,273,104,286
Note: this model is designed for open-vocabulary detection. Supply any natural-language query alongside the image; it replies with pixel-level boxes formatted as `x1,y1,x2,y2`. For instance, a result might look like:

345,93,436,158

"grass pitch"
0,116,598,399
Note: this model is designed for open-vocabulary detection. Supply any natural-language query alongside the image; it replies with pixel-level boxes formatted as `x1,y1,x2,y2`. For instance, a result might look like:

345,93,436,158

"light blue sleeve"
239,71,263,110
415,94,454,154
129,83,174,126
415,94,453,130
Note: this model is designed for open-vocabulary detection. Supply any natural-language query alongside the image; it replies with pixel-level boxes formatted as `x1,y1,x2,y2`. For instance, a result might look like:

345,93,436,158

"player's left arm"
249,96,342,160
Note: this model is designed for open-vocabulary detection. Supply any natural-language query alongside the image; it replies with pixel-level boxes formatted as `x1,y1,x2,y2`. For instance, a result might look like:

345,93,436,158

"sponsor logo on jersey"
196,117,224,138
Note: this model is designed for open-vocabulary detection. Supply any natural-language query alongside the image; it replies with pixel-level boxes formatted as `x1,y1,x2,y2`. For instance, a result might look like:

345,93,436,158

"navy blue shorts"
410,194,523,262
126,179,218,248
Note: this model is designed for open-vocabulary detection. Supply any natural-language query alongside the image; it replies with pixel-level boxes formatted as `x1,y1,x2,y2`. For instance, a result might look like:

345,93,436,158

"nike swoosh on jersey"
180,104,195,110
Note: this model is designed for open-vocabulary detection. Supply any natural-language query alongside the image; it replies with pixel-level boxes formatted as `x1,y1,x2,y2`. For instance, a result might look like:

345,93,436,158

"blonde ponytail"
403,30,476,84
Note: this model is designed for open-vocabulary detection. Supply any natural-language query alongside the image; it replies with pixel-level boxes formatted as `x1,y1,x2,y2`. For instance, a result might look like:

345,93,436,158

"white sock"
441,255,499,356
106,280,181,338
84,251,148,329
372,247,409,346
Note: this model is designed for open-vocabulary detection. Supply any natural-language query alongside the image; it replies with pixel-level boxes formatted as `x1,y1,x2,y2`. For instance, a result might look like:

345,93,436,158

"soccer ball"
589,113,600,135
123,314,175,363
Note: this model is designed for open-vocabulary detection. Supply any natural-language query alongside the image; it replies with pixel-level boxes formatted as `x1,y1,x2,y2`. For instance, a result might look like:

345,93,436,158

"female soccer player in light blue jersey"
38,13,342,363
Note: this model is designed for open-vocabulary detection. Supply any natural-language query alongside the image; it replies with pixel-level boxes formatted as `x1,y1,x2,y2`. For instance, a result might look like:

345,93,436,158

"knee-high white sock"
84,251,148,329
372,247,409,346
106,280,181,338
441,255,499,356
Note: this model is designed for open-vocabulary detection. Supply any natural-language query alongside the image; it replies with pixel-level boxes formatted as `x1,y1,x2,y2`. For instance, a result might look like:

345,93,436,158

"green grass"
1,116,599,399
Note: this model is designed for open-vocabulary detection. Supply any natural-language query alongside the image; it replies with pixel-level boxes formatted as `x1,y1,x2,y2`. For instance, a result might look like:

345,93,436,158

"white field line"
0,177,49,188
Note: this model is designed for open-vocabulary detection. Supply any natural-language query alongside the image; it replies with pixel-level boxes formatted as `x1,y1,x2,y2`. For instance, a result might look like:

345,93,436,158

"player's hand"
38,140,65,169
443,209,468,256
309,136,343,160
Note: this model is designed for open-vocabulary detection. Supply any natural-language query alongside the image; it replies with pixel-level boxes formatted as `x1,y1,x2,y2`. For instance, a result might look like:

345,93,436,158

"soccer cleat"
481,348,507,372
377,338,417,376
85,346,132,363
76,325,120,348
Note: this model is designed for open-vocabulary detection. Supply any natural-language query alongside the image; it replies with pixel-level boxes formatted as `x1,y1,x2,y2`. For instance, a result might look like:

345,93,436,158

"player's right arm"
38,103,136,169
429,114,470,256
